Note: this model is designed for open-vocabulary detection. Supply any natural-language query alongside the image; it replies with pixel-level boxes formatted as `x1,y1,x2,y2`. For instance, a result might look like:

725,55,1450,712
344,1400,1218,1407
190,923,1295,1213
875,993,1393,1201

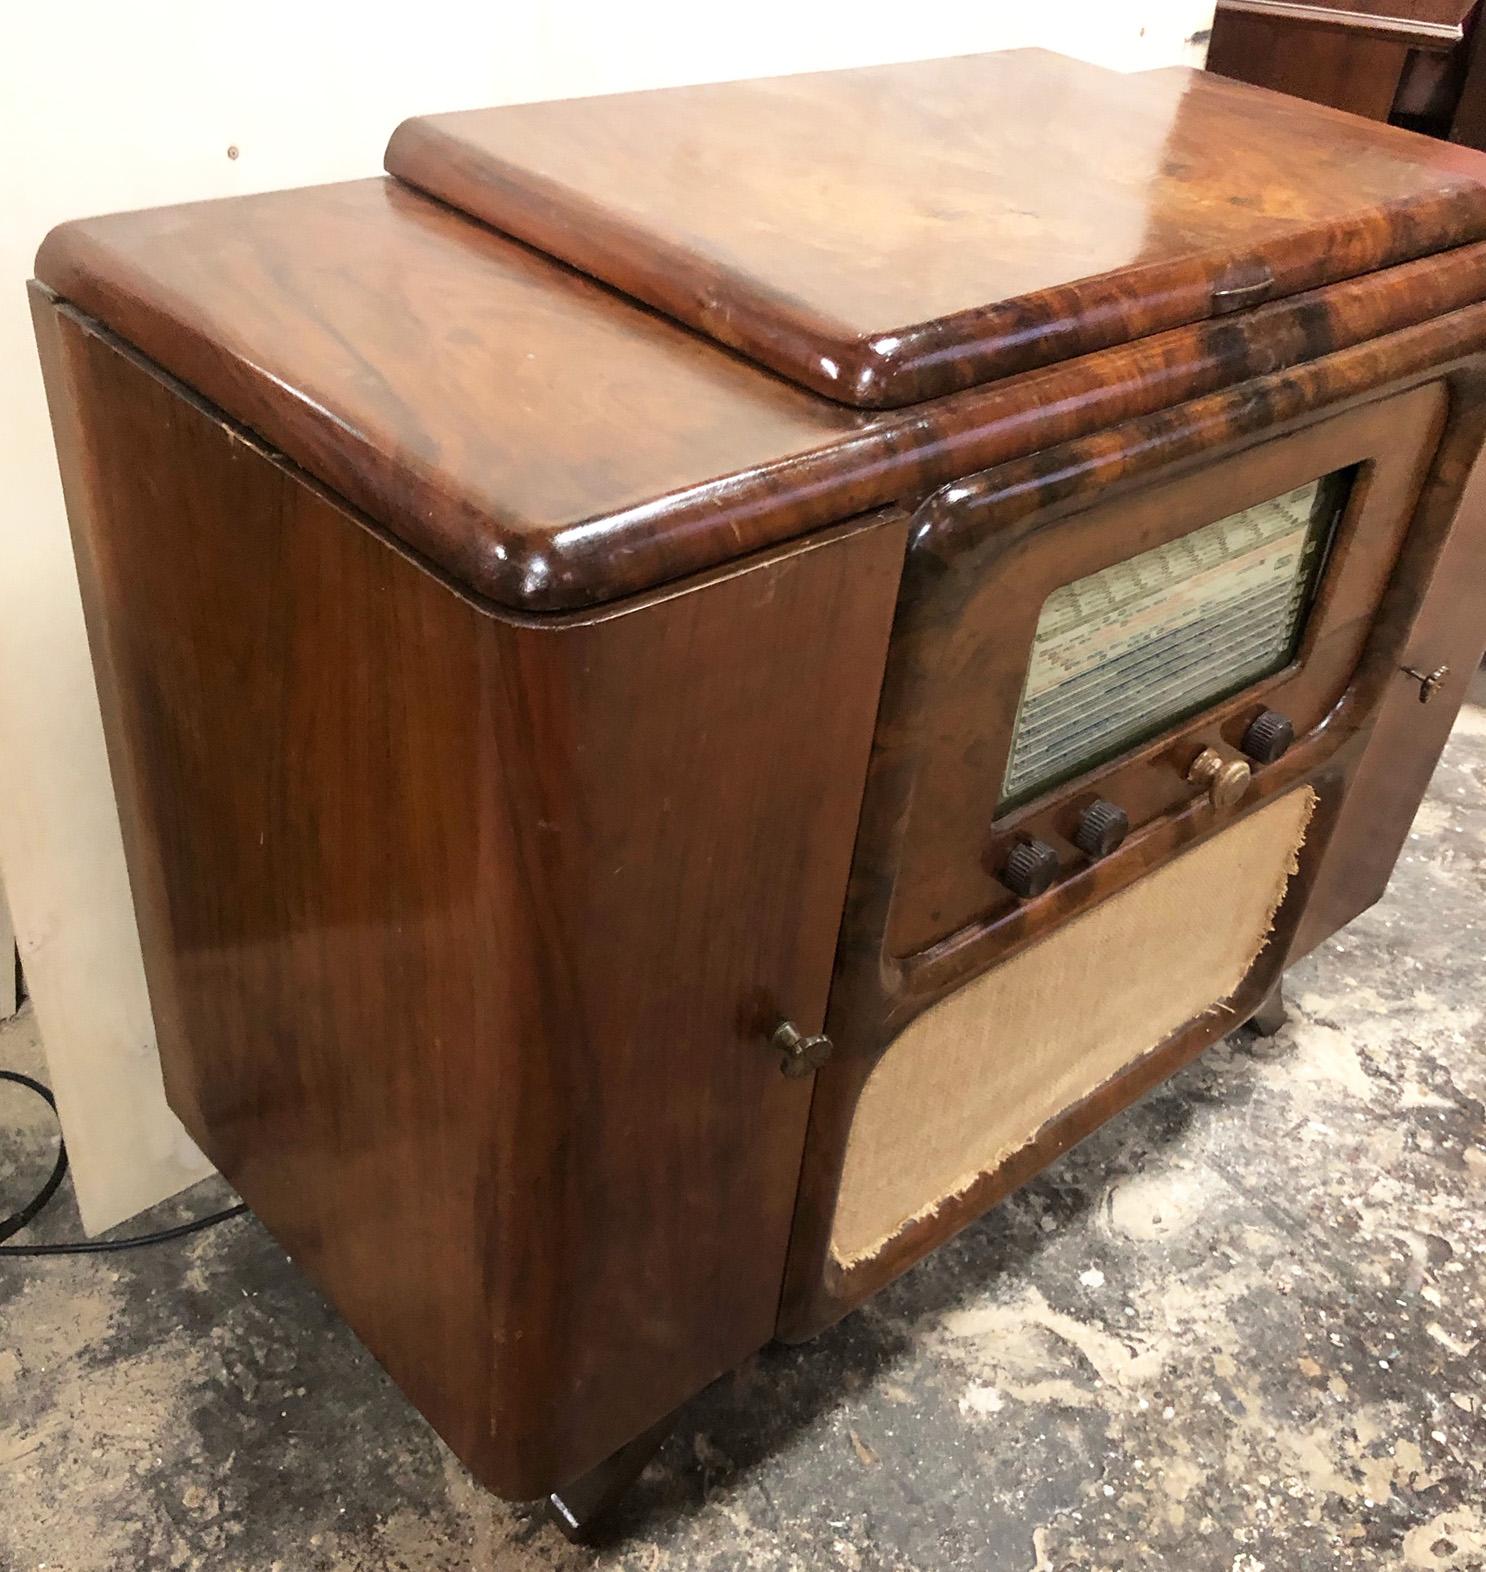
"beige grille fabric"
830,787,1316,1268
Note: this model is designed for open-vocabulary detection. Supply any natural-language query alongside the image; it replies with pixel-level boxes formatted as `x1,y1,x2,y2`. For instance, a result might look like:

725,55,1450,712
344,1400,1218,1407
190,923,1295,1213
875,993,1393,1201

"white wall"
0,0,1215,1233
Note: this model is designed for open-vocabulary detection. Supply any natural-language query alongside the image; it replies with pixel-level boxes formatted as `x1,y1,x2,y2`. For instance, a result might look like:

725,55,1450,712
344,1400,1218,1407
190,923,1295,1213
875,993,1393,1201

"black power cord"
0,1067,247,1257
0,1071,67,1241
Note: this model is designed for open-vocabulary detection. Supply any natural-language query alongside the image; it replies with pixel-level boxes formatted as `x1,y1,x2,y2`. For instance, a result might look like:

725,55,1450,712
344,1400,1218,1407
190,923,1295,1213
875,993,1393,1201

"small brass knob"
771,1020,833,1078
1187,747,1251,810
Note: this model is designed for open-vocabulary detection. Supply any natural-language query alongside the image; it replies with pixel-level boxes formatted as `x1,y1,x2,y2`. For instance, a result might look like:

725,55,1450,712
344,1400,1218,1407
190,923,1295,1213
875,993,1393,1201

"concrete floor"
2,685,1483,1572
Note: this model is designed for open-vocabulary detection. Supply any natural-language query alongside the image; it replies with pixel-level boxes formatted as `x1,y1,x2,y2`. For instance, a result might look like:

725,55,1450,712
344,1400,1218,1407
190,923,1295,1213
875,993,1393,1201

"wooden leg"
546,1409,676,1542
1248,977,1288,1039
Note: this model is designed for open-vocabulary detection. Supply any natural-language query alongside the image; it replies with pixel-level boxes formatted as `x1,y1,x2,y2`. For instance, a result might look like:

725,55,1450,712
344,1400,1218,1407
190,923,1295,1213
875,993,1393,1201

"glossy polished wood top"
387,51,1486,407
35,172,1486,611
35,178,862,608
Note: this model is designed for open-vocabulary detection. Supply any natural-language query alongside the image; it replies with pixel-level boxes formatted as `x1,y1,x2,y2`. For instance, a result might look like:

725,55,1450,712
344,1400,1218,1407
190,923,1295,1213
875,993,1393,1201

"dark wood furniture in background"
32,51,1486,1536
1208,0,1486,145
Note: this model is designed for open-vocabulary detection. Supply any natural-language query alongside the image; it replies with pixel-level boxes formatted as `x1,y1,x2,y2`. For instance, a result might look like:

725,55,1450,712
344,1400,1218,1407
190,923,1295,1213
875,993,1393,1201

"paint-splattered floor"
2,682,1482,1572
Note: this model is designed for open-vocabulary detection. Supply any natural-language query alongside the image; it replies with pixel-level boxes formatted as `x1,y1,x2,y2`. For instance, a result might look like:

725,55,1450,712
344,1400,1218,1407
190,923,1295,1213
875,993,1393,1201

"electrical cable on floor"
0,1067,247,1257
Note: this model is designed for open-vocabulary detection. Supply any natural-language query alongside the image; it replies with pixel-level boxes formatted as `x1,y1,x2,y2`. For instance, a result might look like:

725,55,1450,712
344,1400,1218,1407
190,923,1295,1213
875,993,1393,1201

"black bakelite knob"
1073,799,1130,859
1241,709,1295,765
1002,837,1060,899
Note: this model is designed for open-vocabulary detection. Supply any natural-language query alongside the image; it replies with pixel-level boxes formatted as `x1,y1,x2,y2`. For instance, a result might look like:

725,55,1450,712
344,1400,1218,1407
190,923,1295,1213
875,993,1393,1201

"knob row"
1003,796,1127,897
999,708,1296,900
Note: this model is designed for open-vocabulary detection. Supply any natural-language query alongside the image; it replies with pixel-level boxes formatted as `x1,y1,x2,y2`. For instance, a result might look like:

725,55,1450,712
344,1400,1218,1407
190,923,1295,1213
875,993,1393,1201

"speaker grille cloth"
830,787,1316,1267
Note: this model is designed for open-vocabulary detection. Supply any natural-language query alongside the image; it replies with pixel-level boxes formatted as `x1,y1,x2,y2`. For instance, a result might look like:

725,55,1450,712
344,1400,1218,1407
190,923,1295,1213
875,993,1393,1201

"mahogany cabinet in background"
1207,0,1486,147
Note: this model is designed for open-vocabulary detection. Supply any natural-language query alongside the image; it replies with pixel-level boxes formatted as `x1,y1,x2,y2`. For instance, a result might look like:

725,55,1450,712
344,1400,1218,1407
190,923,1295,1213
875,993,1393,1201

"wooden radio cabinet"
31,50,1486,1536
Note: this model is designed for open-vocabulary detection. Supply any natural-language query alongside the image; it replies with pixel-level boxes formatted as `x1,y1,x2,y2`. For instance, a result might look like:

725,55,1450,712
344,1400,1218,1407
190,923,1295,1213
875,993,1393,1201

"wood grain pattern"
779,330,1486,1340
34,292,906,1497
887,385,1445,958
29,50,1486,1507
1214,1,1470,50
387,52,1486,407
829,788,1317,1267
1208,8,1412,117
1289,367,1486,954
33,179,1486,610
1207,0,1484,133
1315,0,1475,23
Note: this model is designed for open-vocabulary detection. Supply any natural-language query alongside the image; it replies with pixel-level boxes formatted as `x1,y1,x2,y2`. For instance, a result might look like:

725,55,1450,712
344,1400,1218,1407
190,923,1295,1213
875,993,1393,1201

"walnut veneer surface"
35,55,1486,610
387,51,1486,408
34,297,906,1495
30,47,1486,1513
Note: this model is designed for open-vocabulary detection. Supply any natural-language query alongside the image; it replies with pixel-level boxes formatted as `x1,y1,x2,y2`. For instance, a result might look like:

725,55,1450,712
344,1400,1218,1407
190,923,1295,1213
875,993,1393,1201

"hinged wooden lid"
386,50,1486,408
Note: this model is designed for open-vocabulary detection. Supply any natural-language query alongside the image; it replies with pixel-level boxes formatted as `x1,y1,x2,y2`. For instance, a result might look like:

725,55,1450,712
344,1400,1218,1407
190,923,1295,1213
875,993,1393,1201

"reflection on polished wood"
35,297,904,1496
388,52,1486,406
778,355,1486,1338
30,49,1486,1522
32,188,1486,611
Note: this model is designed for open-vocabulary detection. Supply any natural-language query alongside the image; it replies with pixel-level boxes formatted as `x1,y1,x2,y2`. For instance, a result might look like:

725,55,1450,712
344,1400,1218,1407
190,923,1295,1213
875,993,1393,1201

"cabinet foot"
546,1409,677,1542
1248,978,1288,1039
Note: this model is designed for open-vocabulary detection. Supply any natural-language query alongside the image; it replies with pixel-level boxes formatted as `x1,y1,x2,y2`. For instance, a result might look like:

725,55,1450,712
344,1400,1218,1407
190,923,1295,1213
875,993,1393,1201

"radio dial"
1002,838,1060,899
1073,799,1129,859
1241,709,1295,765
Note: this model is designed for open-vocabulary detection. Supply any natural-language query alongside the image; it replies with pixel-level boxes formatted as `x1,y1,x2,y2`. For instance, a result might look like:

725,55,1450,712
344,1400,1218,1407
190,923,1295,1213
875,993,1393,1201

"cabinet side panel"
36,301,906,1495
37,301,525,1479
1290,389,1486,955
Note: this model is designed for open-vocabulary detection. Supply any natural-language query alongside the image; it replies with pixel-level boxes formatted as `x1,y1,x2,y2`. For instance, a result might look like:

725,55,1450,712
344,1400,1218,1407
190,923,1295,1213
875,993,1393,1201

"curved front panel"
779,354,1486,1344
830,787,1314,1268
888,386,1441,961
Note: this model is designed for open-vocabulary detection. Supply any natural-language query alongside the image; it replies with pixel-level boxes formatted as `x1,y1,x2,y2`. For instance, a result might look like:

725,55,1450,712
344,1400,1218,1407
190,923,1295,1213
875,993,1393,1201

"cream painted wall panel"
0,0,1216,1233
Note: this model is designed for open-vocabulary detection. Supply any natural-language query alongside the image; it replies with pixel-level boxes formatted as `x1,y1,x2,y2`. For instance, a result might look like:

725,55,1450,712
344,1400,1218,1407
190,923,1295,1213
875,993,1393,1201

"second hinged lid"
386,49,1486,409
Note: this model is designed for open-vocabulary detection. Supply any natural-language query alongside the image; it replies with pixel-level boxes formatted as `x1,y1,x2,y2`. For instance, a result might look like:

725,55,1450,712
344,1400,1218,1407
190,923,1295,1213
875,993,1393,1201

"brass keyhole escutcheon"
1188,747,1251,810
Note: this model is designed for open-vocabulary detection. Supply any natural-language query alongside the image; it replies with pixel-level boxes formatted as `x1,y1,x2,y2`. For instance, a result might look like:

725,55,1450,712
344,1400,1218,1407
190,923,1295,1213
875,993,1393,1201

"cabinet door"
43,298,910,1495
